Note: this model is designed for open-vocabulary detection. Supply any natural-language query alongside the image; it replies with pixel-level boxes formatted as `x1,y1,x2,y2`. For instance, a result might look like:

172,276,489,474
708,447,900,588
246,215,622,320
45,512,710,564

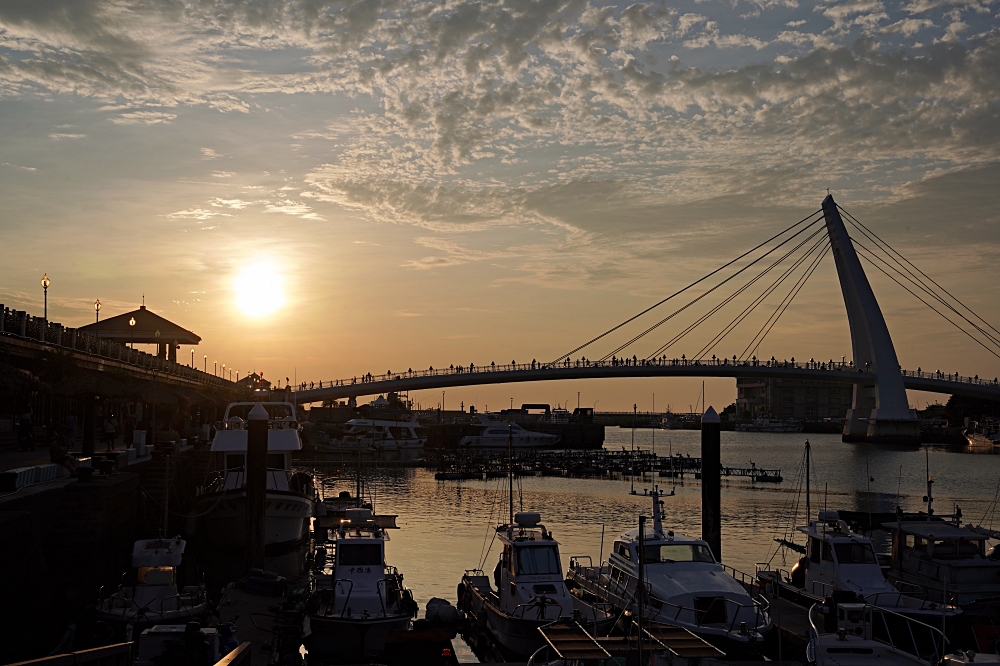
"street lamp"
155,329,160,359
203,355,207,373
129,316,135,348
40,274,50,322
214,359,217,376
190,349,194,367
94,298,101,323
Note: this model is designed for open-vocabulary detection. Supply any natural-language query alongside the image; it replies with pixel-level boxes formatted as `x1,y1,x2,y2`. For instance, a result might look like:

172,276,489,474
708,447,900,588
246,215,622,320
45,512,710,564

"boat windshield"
834,542,878,564
339,543,383,566
643,543,715,564
516,545,561,575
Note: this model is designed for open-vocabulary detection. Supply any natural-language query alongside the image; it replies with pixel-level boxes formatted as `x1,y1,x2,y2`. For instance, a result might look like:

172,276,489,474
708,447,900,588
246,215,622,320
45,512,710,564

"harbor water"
310,427,1000,662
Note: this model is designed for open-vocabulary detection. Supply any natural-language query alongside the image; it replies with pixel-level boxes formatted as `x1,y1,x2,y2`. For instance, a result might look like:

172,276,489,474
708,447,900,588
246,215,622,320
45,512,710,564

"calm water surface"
307,428,1000,661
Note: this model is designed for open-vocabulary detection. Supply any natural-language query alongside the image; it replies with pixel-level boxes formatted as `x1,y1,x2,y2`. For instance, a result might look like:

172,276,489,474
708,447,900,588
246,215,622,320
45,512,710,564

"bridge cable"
547,209,824,365
638,226,830,361
693,235,831,361
839,205,1000,343
853,242,1000,361
843,217,1000,351
745,243,832,361
597,220,828,362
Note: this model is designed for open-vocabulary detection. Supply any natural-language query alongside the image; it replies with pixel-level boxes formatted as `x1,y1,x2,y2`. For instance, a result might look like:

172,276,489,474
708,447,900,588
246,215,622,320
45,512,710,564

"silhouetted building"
736,377,850,420
77,304,200,362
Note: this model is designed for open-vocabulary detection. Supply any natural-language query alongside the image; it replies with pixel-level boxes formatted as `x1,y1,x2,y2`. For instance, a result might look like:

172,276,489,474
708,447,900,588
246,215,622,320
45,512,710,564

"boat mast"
508,423,514,529
805,440,811,520
637,514,646,666
925,447,934,520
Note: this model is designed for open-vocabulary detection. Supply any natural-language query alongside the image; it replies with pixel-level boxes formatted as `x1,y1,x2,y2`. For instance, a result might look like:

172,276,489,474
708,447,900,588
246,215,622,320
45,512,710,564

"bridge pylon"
822,195,919,444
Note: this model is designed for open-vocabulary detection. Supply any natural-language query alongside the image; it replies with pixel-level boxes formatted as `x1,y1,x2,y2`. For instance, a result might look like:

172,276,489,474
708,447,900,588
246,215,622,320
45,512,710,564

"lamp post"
203,355,207,373
94,298,101,323
214,360,217,376
222,363,226,381
190,349,194,367
155,329,161,359
41,274,50,322
129,316,135,349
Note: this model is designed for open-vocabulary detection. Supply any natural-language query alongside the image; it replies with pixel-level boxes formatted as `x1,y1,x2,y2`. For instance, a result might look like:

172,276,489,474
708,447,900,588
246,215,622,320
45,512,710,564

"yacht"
566,489,771,655
194,402,316,552
304,506,417,661
458,415,559,449
735,417,803,433
759,510,961,623
95,537,209,631
340,417,426,460
458,511,575,657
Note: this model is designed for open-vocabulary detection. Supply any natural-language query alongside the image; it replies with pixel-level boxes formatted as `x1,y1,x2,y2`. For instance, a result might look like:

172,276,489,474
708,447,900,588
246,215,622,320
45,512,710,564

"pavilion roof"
77,305,201,344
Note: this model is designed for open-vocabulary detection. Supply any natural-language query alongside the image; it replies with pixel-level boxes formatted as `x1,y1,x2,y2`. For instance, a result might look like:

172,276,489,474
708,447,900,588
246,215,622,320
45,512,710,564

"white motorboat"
340,417,426,460
807,598,955,666
95,537,209,630
304,506,417,661
458,415,558,449
760,510,961,624
567,489,771,656
194,402,316,552
459,511,576,657
735,417,803,433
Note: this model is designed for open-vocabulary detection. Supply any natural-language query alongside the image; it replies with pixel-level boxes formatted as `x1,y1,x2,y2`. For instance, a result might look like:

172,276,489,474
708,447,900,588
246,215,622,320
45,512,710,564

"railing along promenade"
0,305,231,388
294,356,1000,403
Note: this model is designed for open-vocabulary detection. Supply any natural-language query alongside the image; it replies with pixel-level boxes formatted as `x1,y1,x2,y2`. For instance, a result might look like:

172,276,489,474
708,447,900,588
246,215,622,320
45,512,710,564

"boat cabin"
794,510,890,599
210,402,301,476
493,512,572,617
884,519,1000,605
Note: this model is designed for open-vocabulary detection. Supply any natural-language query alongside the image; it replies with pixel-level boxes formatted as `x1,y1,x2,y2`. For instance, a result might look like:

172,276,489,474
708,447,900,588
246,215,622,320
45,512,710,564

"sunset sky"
1,0,998,412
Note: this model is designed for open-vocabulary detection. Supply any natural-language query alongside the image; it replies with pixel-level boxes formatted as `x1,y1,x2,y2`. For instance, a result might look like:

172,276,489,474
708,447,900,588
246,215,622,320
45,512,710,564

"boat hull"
304,612,410,660
194,489,312,552
460,576,562,658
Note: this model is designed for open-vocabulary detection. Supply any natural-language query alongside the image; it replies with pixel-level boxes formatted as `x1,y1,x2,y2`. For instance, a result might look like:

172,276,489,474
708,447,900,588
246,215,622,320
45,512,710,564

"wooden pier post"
701,406,721,561
246,402,269,570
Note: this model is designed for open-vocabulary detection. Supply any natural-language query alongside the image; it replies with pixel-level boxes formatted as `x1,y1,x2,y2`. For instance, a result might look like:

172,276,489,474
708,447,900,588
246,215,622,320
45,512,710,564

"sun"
233,261,286,317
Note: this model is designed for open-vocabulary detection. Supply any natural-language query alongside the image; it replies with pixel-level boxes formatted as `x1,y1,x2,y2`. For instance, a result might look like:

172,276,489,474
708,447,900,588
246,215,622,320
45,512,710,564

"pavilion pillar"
169,341,177,363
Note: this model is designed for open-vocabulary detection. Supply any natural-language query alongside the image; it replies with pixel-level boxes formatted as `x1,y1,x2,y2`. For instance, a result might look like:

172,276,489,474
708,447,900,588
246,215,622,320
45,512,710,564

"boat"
566,488,772,656
806,597,958,666
194,401,316,553
735,417,803,433
303,506,418,661
759,509,962,624
338,416,426,460
458,415,559,449
94,537,209,631
964,419,1000,449
458,511,577,658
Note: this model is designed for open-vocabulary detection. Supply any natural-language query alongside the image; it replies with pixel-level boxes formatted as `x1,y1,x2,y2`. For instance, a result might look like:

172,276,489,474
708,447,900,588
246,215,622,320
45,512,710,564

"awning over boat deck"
210,429,301,452
882,521,987,540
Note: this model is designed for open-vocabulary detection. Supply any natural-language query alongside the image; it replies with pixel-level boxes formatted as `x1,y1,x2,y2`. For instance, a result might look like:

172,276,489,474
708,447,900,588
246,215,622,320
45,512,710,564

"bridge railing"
297,357,1000,393
0,305,233,388
297,356,868,392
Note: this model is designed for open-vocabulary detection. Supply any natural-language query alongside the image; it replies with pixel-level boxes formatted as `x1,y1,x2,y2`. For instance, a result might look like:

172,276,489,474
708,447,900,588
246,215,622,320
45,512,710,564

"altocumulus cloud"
1,0,998,273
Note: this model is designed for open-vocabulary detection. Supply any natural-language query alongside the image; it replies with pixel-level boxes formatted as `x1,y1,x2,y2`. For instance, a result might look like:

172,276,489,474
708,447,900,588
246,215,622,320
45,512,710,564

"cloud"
211,171,235,178
201,148,224,159
2,162,36,171
109,111,177,125
49,133,86,140
263,200,325,220
165,208,232,220
209,198,255,209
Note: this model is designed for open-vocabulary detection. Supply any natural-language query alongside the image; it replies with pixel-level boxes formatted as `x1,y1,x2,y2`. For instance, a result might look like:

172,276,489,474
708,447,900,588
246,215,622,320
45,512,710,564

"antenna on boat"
651,486,664,535
805,440,811,520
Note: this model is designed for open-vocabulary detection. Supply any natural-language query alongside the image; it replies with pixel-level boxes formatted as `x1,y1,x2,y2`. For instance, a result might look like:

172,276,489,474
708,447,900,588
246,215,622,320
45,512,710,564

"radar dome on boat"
346,507,373,523
515,512,541,527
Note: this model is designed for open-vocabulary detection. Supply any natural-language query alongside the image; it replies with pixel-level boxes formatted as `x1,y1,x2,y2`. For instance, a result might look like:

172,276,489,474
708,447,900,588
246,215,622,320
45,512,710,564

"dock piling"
701,406,721,561
246,402,269,570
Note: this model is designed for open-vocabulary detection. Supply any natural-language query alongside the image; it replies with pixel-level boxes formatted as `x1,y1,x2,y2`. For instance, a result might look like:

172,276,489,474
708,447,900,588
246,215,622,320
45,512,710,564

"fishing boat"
567,488,772,656
458,415,559,449
303,506,417,661
194,401,316,552
457,428,574,657
94,537,209,632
